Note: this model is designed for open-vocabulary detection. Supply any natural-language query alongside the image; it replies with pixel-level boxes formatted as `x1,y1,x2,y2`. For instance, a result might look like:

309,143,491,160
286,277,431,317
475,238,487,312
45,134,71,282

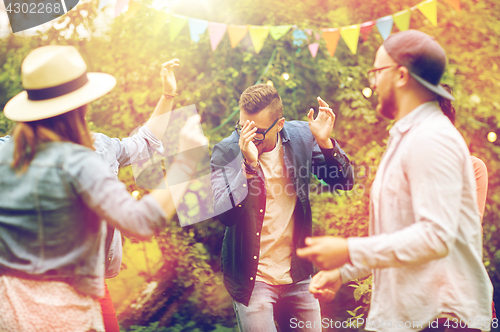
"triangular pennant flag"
208,22,227,51
153,11,169,36
340,24,360,54
170,14,188,42
322,28,340,57
98,0,111,10
249,25,270,54
360,21,375,42
417,0,437,26
189,18,208,43
376,15,393,40
292,29,308,47
123,0,141,22
444,0,461,12
114,0,129,17
228,25,248,48
269,25,292,41
393,9,411,31
308,43,319,58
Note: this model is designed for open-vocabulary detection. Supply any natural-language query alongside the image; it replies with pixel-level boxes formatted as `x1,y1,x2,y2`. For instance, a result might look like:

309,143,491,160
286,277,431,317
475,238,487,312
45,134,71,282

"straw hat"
4,45,116,122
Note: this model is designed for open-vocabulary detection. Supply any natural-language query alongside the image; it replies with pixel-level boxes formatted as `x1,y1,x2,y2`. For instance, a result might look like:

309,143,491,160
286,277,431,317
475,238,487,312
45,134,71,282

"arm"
308,97,354,191
97,59,180,167
299,131,466,270
311,138,354,190
71,116,207,240
145,59,179,140
210,143,259,227
471,156,488,221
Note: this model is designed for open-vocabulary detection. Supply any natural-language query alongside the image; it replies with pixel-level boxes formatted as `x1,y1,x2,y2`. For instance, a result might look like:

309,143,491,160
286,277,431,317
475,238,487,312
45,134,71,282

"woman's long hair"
11,105,94,173
437,84,456,125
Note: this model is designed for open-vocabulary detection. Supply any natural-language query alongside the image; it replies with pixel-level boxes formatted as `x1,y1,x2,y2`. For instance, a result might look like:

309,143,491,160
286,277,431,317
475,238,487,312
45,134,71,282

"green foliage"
1,0,500,330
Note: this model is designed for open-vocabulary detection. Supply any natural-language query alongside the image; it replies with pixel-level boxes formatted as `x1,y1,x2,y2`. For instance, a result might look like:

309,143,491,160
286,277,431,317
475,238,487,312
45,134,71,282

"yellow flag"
249,26,270,54
392,9,411,31
340,24,360,55
417,0,437,27
228,25,248,48
123,0,141,22
170,14,188,42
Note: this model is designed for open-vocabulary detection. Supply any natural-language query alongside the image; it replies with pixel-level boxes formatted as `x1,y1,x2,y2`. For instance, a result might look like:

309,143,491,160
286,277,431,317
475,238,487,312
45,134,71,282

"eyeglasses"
235,117,282,141
367,64,400,88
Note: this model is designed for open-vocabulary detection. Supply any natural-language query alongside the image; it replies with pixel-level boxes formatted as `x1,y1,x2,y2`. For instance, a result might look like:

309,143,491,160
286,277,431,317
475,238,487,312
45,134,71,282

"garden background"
1,0,499,330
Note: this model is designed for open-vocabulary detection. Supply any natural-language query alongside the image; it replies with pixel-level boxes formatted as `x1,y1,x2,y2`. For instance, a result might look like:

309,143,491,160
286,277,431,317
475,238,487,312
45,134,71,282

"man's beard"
376,84,397,120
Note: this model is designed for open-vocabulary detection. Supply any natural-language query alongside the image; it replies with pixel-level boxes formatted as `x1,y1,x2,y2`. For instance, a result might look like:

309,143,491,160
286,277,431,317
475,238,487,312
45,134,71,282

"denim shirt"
210,121,354,305
0,139,166,298
1,127,164,279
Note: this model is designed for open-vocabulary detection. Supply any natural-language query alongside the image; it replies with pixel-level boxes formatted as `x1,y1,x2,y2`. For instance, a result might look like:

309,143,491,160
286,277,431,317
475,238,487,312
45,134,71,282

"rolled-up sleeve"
94,126,164,168
65,148,167,241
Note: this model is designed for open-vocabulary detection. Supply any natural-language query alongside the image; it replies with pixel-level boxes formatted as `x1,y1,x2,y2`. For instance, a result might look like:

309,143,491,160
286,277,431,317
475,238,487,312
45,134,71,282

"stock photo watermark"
4,0,79,33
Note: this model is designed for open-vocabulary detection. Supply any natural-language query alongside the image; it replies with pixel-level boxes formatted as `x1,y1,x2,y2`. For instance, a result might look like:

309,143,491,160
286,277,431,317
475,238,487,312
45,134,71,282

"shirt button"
256,232,260,236
259,209,263,213
243,184,247,188
253,256,257,259
238,204,242,208
334,153,337,157
250,277,254,281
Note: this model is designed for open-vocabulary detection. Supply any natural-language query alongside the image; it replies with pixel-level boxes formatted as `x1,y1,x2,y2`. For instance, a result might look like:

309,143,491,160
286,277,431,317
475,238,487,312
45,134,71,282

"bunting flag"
170,14,188,42
189,18,208,43
292,29,308,47
114,0,129,17
208,22,227,51
322,28,340,57
153,11,169,36
417,0,438,26
393,9,411,31
98,0,111,10
376,15,393,40
227,25,248,48
249,25,270,54
308,43,319,58
360,21,375,42
269,25,292,40
444,0,461,12
340,24,360,54
124,0,141,22
104,0,455,57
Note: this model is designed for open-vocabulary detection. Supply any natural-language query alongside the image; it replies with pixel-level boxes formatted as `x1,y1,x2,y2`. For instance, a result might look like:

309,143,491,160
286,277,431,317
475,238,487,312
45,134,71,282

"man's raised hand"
161,59,180,95
238,120,259,167
307,96,335,149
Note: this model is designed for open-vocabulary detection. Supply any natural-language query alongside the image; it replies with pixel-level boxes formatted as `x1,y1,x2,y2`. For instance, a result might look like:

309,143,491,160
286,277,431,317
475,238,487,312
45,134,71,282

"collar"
280,121,291,143
389,101,440,137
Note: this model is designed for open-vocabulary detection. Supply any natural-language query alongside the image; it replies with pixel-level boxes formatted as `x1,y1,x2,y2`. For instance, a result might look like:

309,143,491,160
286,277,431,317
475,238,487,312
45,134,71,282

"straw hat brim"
4,72,117,122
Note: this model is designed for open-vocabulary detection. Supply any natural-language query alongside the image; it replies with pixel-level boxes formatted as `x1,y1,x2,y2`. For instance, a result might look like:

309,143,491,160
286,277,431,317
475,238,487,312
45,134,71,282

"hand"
161,59,179,95
238,120,259,166
307,96,335,149
309,269,342,302
177,115,209,165
296,236,350,270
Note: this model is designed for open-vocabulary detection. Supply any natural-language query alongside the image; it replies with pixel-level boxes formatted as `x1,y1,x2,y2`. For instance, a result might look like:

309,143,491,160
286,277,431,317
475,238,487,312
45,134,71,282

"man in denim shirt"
0,58,180,332
211,84,354,331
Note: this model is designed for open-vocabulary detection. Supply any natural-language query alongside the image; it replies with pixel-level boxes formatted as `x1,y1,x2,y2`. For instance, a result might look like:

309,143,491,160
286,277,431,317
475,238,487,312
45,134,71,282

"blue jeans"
233,278,321,332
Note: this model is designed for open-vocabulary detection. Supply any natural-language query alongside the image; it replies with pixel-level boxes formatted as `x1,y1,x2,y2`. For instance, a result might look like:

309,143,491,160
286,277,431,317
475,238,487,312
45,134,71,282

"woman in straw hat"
0,45,207,331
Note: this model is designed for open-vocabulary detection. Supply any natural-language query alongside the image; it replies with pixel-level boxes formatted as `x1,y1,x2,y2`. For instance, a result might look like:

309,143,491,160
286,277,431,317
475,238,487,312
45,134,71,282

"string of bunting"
102,0,461,58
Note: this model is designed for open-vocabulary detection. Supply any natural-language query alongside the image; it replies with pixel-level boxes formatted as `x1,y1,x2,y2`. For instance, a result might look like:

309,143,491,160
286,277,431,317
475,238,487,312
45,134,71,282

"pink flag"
208,22,227,51
308,43,319,58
